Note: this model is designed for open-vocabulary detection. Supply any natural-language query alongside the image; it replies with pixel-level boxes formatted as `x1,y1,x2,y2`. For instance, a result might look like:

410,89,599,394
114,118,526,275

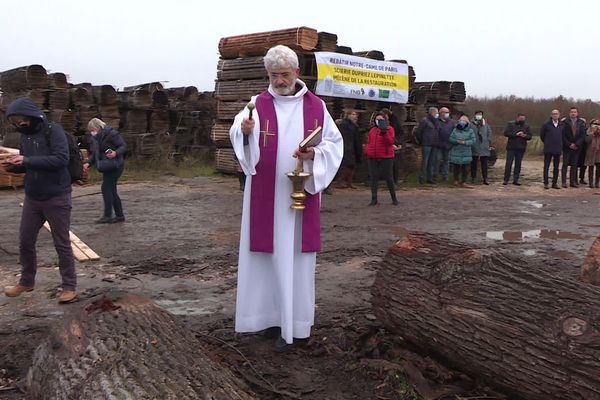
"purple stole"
250,90,323,253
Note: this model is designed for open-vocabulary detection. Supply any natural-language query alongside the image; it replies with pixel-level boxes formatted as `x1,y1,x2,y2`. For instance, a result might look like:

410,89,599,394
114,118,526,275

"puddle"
155,299,215,316
486,229,583,241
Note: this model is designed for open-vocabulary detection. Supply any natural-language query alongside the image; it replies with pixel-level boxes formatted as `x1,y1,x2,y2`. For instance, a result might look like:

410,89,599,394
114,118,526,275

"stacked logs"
218,26,319,59
117,82,215,157
0,66,216,159
119,82,170,157
412,81,466,103
0,65,78,142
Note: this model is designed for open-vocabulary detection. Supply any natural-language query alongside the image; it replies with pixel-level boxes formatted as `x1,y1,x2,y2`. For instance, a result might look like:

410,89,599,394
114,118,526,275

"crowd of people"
335,105,600,199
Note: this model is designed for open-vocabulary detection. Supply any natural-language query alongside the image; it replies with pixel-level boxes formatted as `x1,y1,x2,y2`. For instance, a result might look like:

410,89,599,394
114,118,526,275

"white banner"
314,52,409,103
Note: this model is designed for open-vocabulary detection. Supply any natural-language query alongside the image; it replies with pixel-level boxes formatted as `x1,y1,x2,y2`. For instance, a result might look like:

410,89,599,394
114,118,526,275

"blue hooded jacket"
6,98,71,200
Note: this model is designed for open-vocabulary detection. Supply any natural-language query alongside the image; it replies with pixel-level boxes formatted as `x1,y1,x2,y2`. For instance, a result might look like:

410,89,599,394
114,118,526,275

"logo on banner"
378,89,390,99
368,89,376,98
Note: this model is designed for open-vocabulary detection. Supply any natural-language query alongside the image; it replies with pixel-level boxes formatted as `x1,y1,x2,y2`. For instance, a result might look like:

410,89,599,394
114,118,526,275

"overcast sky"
0,0,597,100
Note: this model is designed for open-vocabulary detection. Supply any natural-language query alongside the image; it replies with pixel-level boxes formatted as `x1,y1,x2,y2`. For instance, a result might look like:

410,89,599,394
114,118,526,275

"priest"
230,45,343,350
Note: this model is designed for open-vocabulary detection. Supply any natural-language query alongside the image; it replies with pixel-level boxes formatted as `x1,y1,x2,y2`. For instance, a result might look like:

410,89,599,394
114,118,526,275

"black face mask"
14,120,38,135
516,120,525,125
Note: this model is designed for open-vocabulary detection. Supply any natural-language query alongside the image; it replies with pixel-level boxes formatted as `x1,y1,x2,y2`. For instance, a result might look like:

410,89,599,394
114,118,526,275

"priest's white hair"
263,45,299,71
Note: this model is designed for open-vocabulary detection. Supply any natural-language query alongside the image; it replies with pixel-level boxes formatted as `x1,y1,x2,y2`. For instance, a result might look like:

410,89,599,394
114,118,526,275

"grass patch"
398,171,455,189
87,156,216,183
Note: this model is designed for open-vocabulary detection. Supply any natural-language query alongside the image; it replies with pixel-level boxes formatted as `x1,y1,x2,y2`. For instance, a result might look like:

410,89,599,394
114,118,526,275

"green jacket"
449,125,476,165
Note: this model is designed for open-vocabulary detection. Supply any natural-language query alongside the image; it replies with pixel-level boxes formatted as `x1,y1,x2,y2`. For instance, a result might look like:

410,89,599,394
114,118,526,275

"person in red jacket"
365,111,398,206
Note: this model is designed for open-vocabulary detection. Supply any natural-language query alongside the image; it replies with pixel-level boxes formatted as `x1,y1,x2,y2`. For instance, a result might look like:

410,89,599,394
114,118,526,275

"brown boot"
5,284,34,297
58,290,77,303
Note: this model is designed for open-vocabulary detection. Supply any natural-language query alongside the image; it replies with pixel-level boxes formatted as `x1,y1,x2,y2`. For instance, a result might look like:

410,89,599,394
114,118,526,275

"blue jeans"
419,146,438,182
504,149,525,183
436,147,450,179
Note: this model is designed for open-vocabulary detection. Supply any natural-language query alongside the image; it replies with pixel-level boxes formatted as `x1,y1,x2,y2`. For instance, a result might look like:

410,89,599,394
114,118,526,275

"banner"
314,52,409,103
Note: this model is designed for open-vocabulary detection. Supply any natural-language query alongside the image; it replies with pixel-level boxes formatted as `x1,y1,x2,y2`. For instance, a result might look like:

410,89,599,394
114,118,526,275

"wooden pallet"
215,79,269,102
215,148,238,174
211,121,233,147
0,148,24,188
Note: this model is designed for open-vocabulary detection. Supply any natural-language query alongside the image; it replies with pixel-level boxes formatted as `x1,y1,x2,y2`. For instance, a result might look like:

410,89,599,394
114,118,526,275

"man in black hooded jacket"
2,98,77,303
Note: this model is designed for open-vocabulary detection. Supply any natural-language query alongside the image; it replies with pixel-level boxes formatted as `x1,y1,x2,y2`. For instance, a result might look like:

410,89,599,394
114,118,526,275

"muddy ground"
0,159,597,399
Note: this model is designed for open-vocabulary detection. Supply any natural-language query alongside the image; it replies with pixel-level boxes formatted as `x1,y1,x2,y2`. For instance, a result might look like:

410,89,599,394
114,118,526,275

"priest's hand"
293,147,315,161
241,117,255,135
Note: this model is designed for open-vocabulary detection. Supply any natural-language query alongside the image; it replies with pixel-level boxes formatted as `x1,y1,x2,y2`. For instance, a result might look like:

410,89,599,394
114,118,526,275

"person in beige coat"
584,119,600,188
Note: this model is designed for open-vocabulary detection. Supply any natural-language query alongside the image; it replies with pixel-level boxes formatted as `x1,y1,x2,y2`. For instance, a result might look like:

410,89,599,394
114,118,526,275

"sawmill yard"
0,159,596,399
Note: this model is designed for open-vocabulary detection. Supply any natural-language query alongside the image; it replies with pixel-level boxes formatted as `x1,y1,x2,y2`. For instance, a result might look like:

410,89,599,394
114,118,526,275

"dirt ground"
0,159,597,399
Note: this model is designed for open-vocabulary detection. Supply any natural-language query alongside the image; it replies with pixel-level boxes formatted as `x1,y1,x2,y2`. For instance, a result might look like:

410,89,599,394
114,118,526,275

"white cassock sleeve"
229,95,261,176
303,101,344,194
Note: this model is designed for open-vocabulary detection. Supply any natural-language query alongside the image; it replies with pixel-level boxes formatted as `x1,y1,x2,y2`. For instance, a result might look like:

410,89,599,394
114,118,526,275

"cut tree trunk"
581,234,600,285
372,232,600,400
27,292,255,400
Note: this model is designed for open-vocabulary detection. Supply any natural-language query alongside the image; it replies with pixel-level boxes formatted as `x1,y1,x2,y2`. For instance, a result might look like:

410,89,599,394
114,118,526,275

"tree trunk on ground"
27,292,255,400
371,232,600,400
581,234,600,285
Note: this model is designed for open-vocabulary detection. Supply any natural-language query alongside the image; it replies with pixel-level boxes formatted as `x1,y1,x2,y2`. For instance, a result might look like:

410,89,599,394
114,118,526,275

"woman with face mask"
365,111,398,205
470,111,493,185
84,118,127,223
449,115,476,188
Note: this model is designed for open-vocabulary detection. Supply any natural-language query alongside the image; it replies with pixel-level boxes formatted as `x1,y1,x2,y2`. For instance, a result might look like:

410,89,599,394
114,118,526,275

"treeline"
464,95,600,134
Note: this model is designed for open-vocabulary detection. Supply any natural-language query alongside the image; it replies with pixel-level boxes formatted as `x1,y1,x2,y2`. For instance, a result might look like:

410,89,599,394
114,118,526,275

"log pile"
218,26,319,58
0,66,216,159
372,232,600,400
27,292,255,400
0,65,78,134
412,81,467,103
316,32,338,52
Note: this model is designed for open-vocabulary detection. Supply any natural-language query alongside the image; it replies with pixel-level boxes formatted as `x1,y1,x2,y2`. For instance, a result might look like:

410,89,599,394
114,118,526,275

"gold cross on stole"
261,120,275,147
307,119,319,135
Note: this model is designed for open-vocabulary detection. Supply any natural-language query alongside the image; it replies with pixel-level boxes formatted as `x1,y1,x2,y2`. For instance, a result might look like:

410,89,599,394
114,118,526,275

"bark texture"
27,292,255,400
372,232,600,400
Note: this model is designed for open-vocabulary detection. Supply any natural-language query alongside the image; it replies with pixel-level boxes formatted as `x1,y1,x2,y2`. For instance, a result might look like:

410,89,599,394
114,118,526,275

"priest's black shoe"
274,336,291,352
261,326,281,339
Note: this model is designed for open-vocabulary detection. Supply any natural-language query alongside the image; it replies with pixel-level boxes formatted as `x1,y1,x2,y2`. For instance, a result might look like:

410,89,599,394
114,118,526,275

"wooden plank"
42,221,89,262
68,231,100,261
19,203,99,262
